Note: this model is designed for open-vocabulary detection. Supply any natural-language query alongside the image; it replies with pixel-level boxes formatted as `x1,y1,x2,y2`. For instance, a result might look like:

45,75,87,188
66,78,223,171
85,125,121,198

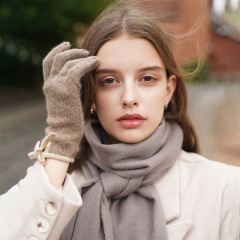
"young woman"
1,1,240,240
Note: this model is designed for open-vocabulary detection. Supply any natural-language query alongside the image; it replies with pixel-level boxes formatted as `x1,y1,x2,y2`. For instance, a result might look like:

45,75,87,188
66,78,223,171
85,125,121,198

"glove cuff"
28,133,74,165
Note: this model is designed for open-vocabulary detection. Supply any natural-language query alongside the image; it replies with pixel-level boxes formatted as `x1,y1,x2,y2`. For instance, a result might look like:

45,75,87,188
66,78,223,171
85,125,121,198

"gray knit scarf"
61,119,183,240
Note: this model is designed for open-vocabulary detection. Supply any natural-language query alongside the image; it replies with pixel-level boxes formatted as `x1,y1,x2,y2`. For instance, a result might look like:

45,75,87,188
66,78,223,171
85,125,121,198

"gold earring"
164,103,168,111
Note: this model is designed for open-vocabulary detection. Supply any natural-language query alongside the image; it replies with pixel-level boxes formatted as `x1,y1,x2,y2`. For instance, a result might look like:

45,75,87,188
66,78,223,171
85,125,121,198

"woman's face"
93,35,176,143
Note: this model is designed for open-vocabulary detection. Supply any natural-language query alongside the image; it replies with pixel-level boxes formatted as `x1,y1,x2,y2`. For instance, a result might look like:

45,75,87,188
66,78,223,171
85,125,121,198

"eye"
140,75,157,82
101,78,118,85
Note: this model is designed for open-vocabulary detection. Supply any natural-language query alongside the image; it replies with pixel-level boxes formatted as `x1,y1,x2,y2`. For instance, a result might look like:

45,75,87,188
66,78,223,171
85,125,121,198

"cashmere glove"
41,42,99,162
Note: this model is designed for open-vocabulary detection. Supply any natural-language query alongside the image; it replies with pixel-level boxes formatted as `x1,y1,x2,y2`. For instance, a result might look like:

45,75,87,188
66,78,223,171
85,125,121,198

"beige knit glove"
29,42,99,164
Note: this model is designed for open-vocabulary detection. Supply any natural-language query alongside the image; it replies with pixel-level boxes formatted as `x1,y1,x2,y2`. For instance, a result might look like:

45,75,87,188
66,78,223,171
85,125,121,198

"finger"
50,49,89,77
43,42,71,80
67,56,100,83
59,59,82,77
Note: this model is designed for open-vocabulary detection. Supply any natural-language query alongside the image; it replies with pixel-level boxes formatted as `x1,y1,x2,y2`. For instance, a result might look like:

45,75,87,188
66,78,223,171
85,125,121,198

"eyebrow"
94,65,164,75
94,69,118,75
138,66,163,72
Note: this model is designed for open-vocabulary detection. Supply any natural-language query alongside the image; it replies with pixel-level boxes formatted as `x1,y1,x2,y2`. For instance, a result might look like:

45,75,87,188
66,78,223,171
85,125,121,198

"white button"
45,202,58,215
37,218,49,233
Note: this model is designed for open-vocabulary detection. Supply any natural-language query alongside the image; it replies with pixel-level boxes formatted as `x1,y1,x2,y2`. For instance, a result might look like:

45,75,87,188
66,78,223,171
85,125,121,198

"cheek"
144,88,165,108
95,91,115,114
144,89,165,124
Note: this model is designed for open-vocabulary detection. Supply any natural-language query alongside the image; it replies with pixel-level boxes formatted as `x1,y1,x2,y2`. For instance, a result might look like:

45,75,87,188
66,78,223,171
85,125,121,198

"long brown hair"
69,1,200,172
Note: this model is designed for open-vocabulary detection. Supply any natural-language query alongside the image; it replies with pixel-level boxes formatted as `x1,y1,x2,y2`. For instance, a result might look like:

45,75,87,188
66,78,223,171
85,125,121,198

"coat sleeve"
0,161,82,240
219,166,240,240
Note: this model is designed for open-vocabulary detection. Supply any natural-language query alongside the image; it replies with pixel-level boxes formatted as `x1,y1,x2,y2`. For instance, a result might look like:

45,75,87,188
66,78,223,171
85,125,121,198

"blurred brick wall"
210,31,240,74
132,0,212,66
130,0,240,76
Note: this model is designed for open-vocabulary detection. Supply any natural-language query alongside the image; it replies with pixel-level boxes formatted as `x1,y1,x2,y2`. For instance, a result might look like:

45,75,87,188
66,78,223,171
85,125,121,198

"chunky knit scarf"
61,119,183,240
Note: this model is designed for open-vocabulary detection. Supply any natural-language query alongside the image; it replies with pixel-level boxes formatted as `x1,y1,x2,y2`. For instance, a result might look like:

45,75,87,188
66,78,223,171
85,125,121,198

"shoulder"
178,150,240,172
177,150,240,187
176,151,240,214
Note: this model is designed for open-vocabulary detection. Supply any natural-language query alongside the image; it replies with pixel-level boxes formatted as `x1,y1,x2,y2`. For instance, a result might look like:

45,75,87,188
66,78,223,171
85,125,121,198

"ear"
164,74,177,105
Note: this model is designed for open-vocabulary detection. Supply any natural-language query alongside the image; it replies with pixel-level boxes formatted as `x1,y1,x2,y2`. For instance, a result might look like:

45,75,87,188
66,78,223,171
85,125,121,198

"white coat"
1,150,240,240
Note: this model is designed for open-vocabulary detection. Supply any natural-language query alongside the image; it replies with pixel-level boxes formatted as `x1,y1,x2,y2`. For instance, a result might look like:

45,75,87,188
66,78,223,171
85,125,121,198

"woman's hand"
42,42,99,188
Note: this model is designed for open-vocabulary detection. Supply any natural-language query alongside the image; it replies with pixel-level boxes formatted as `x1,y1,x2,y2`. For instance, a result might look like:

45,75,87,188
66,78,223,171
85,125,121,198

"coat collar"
154,150,194,239
154,154,180,222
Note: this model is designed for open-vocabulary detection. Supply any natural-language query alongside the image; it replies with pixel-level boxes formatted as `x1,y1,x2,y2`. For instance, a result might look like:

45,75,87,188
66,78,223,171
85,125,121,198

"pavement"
0,82,240,194
0,100,47,194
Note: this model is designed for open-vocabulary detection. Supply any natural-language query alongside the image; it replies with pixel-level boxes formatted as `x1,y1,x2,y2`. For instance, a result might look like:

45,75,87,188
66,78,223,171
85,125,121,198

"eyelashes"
140,75,158,82
100,78,118,85
96,74,160,88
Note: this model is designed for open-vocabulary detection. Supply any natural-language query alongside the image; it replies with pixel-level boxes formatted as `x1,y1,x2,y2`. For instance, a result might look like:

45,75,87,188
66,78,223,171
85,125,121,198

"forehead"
96,35,165,69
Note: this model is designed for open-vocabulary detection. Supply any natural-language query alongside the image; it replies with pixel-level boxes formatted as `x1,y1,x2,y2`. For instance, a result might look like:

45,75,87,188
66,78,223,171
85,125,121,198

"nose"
121,82,139,108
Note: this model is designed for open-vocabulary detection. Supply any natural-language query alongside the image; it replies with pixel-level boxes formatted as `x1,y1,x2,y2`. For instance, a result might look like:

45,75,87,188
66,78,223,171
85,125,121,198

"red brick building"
134,0,212,66
210,12,240,80
134,0,240,79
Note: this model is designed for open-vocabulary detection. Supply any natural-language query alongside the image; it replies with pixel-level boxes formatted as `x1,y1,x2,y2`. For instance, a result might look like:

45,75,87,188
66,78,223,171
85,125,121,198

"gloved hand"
41,42,99,163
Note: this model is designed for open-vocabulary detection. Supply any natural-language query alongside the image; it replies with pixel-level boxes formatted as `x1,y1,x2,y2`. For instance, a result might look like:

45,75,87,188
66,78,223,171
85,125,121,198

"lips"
117,114,145,128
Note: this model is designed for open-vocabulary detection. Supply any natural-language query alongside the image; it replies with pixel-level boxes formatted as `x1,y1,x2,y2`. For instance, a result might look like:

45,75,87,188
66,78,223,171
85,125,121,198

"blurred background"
0,0,240,194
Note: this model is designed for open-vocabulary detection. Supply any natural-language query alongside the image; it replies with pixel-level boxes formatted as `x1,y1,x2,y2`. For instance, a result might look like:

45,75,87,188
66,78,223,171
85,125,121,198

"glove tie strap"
28,133,74,165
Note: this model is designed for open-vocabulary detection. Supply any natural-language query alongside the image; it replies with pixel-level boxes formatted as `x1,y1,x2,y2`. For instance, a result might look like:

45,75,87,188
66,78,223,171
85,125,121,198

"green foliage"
0,0,112,89
183,59,210,84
